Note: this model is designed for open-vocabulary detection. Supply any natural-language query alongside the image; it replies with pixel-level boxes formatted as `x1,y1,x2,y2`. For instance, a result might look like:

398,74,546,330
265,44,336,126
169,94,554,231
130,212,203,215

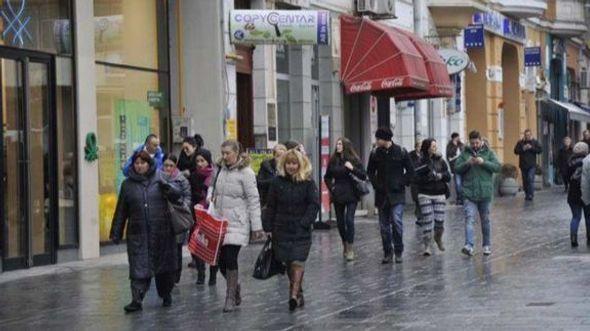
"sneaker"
483,246,492,256
345,250,355,262
394,254,403,264
461,246,474,257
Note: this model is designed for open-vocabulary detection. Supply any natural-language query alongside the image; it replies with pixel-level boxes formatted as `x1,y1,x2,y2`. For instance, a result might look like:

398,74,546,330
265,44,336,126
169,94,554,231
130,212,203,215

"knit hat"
573,141,589,155
375,127,393,141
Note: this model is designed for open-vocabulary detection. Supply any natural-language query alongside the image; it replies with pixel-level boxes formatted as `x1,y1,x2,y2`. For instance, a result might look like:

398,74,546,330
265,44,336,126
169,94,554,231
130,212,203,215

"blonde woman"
210,140,264,312
262,149,320,311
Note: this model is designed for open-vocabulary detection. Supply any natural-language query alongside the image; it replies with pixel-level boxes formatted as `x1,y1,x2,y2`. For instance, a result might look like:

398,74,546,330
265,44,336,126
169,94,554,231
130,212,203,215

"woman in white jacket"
210,139,264,312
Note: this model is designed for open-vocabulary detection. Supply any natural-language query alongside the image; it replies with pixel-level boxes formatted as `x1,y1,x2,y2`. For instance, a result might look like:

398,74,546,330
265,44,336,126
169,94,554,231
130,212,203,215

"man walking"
514,129,542,201
455,130,501,256
123,134,164,176
367,127,414,264
446,132,464,205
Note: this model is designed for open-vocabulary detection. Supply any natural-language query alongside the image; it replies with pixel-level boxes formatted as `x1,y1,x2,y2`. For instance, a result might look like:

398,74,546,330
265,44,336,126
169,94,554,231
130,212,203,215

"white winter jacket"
209,155,262,246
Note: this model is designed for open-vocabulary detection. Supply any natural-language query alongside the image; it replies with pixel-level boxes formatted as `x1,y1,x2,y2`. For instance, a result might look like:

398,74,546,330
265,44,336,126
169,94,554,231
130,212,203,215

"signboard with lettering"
464,24,484,48
472,11,526,44
524,47,541,67
438,49,470,75
147,91,165,108
229,10,330,45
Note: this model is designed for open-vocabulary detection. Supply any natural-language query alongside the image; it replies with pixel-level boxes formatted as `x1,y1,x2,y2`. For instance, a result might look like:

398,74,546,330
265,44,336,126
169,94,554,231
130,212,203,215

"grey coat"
110,164,178,279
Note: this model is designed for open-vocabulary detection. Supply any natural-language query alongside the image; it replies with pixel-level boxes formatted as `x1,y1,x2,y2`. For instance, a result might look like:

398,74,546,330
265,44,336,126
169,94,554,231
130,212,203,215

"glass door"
1,50,55,270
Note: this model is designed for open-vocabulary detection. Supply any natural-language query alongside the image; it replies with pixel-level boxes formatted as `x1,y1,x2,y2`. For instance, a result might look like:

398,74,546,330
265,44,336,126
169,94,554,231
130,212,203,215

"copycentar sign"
230,10,330,45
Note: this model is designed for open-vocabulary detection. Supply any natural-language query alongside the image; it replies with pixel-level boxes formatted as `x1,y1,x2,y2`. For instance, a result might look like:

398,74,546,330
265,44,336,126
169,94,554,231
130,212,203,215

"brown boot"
223,270,238,313
434,227,445,251
289,265,304,311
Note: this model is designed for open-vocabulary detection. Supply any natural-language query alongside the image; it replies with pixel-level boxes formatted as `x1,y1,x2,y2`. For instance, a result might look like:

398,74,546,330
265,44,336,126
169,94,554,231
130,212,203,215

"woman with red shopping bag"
262,149,320,311
209,140,264,312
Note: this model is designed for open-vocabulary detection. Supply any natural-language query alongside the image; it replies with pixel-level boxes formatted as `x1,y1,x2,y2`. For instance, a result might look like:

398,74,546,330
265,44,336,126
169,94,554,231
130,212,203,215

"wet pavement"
1,188,589,330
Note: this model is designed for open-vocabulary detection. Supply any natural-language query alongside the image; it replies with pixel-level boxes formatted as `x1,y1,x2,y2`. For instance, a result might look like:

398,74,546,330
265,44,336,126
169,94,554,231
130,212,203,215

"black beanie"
375,127,393,141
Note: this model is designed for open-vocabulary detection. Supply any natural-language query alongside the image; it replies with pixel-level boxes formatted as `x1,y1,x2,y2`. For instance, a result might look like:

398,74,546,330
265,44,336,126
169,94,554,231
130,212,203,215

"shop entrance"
0,48,56,271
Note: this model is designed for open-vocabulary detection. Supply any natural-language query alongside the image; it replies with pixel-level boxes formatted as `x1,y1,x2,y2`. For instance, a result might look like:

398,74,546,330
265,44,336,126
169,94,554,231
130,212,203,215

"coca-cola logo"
380,77,404,89
349,81,372,93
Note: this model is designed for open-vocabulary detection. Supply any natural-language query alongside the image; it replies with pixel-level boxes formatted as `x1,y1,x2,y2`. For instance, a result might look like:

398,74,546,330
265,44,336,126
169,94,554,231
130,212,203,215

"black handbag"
253,236,285,280
350,173,370,196
168,201,194,235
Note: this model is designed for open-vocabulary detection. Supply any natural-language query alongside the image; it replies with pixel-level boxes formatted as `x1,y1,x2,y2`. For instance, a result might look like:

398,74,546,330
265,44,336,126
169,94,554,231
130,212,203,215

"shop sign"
472,11,526,44
147,91,165,108
320,115,331,214
438,49,470,75
464,24,484,48
229,10,330,45
486,66,503,83
524,47,541,67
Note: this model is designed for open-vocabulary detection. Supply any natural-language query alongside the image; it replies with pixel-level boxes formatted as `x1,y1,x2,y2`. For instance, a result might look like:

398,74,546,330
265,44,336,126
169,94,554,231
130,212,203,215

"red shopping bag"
188,204,228,266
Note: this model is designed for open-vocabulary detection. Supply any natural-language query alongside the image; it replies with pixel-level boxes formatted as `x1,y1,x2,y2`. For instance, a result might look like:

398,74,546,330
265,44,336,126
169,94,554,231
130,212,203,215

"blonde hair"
273,144,287,157
277,149,312,182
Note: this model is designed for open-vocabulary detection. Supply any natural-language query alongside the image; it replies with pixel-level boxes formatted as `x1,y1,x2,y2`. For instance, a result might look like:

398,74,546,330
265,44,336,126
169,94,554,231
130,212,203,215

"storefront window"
0,0,72,55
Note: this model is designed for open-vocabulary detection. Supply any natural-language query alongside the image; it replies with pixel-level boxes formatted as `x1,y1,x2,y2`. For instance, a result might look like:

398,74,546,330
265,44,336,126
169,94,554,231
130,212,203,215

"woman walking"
189,149,219,285
160,154,192,284
210,140,264,312
566,142,589,247
414,139,451,256
178,136,199,178
323,138,366,261
263,149,320,311
257,144,287,207
110,151,180,312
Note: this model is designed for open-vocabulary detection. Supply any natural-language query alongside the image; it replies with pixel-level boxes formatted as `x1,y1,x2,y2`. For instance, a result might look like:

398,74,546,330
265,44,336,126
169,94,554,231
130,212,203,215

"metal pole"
413,0,426,142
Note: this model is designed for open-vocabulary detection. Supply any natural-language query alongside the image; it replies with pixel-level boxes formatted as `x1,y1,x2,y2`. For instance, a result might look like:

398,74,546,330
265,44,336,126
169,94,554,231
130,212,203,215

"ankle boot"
434,227,445,251
571,234,579,248
125,284,145,313
289,265,304,311
345,243,355,261
342,241,348,258
423,236,432,256
223,270,238,312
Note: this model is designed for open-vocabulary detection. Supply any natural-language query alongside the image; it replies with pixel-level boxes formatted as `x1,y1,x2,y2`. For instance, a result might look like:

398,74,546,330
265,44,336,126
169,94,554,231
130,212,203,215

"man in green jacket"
455,130,501,256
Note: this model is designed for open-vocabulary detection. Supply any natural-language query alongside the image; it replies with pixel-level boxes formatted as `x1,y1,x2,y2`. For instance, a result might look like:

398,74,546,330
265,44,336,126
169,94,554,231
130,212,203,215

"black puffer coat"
262,176,320,262
323,156,367,204
110,164,178,279
567,153,586,205
414,153,451,197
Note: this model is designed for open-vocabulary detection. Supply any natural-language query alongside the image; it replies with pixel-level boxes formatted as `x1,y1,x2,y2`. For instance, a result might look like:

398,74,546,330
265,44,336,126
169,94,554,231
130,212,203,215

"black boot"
124,301,142,313
125,283,144,313
196,259,206,285
162,294,172,307
209,266,218,286
571,234,579,248
223,270,238,313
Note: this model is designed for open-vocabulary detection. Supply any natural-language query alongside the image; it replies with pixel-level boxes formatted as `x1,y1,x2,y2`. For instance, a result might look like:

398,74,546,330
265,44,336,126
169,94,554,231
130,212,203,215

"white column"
73,0,99,259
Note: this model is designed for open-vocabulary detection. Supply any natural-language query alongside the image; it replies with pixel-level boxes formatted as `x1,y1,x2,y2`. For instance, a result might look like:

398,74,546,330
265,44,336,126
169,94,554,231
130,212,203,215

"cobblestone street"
1,188,589,330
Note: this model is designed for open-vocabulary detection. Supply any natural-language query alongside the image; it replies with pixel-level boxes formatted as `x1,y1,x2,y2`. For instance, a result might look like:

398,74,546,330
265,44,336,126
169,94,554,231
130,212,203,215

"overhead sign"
464,24,484,48
438,49,470,75
524,47,541,67
472,11,526,44
229,10,330,45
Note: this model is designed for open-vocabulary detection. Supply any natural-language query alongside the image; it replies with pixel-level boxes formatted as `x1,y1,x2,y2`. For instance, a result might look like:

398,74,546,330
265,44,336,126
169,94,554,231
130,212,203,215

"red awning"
394,28,453,101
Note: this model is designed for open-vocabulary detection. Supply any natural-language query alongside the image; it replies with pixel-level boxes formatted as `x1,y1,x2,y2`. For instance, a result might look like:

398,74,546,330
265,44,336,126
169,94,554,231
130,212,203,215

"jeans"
568,202,590,238
454,173,463,203
521,167,536,199
334,202,357,244
379,203,405,256
463,199,491,248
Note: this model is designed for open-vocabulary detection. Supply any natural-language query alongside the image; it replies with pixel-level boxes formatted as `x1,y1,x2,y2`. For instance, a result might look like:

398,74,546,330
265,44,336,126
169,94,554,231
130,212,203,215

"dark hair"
420,138,436,156
330,137,360,164
182,136,197,147
193,134,204,148
524,129,531,134
132,150,154,165
164,153,178,164
284,140,301,151
468,130,481,140
451,132,459,139
195,148,213,167
144,134,158,145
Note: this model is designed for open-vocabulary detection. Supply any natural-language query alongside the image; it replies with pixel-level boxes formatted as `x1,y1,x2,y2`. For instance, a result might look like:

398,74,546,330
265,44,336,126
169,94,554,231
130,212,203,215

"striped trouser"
417,194,446,240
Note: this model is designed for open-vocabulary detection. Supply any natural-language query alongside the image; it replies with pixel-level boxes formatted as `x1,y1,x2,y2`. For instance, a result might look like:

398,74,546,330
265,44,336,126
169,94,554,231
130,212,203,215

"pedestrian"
414,139,451,256
409,140,423,225
122,134,164,176
557,137,573,192
159,154,192,284
566,142,590,247
110,151,180,312
514,129,542,201
324,137,367,261
446,132,464,205
188,148,219,285
177,136,199,178
257,144,287,207
262,149,320,311
210,140,264,312
583,130,590,147
367,127,415,264
285,140,306,155
455,130,501,256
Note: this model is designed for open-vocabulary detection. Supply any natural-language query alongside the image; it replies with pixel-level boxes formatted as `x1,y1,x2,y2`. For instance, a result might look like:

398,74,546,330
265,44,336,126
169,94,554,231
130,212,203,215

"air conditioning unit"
357,0,396,18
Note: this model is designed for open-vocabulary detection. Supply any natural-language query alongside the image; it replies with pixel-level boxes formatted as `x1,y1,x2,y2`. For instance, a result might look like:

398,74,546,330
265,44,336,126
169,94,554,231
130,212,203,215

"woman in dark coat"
566,142,589,247
177,136,199,178
257,144,287,207
263,149,320,311
413,139,451,256
110,151,179,313
323,137,366,261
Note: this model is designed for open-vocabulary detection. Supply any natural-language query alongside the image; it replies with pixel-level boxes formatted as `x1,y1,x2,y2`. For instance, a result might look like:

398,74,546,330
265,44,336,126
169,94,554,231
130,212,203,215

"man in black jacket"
514,129,542,201
367,127,415,264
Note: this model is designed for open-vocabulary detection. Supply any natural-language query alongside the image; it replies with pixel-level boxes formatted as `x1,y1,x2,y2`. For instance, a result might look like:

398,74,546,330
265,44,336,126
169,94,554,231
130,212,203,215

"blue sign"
464,24,484,48
524,47,541,67
1,0,32,47
317,11,329,45
473,11,525,44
